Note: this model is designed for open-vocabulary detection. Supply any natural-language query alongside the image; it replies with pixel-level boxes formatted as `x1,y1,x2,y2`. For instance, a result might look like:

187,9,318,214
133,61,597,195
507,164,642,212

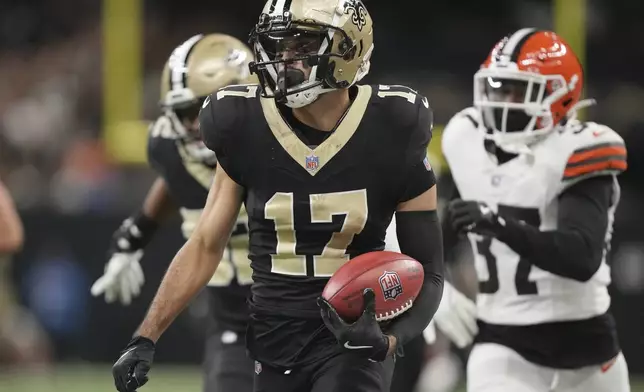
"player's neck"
292,89,351,132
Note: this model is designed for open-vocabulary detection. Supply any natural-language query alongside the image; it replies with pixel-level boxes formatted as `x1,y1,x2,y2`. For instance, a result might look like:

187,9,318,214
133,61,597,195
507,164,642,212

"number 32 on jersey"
264,189,368,277
476,205,539,296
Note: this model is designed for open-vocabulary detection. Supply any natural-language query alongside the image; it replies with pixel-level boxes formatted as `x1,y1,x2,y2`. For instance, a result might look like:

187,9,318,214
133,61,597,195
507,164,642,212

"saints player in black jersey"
92,33,256,392
111,1,445,392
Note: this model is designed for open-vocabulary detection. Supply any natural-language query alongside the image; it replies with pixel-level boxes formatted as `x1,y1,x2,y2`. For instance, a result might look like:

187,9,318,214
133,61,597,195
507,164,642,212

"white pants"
467,343,630,392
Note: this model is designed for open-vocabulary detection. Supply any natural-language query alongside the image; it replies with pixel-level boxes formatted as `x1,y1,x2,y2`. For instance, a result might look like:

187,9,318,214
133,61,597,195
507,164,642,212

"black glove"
448,199,505,236
318,288,390,362
112,336,156,392
109,213,158,256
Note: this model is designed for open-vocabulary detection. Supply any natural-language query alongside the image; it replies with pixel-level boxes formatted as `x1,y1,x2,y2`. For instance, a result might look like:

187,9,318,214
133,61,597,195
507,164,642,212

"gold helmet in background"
159,33,255,162
248,0,374,108
160,33,255,109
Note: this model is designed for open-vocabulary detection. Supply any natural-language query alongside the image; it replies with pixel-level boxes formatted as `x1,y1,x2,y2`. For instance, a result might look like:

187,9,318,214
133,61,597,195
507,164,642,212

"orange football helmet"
474,28,587,151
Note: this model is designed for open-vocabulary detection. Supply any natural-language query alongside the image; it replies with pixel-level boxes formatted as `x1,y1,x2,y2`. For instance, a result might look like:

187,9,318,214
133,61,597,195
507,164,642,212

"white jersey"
442,107,626,326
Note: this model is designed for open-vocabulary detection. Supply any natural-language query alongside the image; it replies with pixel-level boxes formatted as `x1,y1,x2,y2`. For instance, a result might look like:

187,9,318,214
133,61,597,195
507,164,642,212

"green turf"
0,364,201,392
0,364,642,392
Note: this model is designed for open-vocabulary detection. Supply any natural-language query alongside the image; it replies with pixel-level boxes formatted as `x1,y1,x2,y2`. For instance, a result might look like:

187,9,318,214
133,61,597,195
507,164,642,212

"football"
321,251,424,323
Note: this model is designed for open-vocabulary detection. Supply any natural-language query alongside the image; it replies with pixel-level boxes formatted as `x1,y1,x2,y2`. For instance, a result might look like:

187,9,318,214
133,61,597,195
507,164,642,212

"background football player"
110,1,445,392
441,28,630,392
91,33,256,392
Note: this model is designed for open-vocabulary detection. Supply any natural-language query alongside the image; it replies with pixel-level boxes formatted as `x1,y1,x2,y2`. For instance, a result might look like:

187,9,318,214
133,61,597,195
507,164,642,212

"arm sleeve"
387,210,444,348
495,175,614,282
438,172,461,261
398,100,436,202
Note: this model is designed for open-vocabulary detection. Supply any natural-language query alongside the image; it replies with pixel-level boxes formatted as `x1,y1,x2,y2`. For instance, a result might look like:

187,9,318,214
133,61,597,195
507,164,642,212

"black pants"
254,351,395,392
390,334,427,392
203,329,254,392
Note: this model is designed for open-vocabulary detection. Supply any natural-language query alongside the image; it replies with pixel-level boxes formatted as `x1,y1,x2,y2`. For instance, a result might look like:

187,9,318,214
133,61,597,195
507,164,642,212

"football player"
441,29,630,392
91,33,256,392
110,1,445,392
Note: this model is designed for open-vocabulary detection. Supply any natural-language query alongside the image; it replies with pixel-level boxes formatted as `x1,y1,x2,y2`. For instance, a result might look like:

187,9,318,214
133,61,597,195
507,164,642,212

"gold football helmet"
159,33,255,162
248,0,374,108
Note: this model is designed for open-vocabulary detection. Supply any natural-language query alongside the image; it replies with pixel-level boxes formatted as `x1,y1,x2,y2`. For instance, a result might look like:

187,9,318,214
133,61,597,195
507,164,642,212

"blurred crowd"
0,0,643,213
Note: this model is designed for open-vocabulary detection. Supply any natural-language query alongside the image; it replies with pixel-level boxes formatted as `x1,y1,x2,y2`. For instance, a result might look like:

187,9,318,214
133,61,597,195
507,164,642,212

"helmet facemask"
474,68,572,153
249,13,357,108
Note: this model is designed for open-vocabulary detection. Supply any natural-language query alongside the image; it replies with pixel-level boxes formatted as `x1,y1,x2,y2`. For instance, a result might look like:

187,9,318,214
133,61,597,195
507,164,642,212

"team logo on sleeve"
305,153,320,172
379,271,403,301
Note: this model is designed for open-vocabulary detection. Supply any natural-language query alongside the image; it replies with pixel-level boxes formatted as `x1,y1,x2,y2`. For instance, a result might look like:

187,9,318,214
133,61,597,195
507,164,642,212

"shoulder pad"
199,84,258,185
200,84,259,151
371,84,430,130
442,107,481,158
148,115,178,140
147,115,178,168
147,122,180,174
369,84,433,166
558,121,627,187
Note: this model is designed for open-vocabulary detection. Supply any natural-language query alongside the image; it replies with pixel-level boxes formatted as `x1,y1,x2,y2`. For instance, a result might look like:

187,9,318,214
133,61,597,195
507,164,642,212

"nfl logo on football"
379,271,403,301
305,154,319,172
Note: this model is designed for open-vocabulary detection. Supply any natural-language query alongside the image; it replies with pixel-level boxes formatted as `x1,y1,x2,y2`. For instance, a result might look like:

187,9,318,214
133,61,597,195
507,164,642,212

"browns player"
442,29,630,392
110,1,445,392
91,33,256,392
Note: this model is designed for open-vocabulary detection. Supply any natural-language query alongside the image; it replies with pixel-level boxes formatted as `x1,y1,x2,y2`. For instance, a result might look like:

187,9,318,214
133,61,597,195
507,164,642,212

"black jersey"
200,84,436,367
147,115,250,333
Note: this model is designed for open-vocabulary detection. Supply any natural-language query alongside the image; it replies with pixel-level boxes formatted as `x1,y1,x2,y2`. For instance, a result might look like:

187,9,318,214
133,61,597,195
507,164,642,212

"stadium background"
1,0,644,391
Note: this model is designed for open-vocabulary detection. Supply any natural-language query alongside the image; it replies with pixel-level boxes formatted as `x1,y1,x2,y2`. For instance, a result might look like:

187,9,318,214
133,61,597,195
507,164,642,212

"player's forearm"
389,210,444,347
136,237,222,342
440,175,461,263
495,176,613,282
116,178,176,253
496,222,599,281
0,182,24,253
141,177,177,224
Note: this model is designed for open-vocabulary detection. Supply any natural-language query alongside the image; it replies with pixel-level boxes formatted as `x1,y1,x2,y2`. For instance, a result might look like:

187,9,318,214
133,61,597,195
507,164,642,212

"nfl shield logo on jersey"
423,155,432,171
305,154,319,172
255,361,262,375
379,271,403,301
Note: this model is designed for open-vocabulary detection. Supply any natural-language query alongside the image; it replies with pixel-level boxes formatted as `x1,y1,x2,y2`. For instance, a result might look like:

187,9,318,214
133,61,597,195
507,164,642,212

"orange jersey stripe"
567,145,626,165
563,159,627,179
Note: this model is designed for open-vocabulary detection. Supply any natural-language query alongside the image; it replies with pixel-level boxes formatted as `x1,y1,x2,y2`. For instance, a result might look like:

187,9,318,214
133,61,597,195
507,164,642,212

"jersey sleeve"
397,93,437,202
199,90,246,186
147,117,209,209
147,116,176,174
558,123,627,192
